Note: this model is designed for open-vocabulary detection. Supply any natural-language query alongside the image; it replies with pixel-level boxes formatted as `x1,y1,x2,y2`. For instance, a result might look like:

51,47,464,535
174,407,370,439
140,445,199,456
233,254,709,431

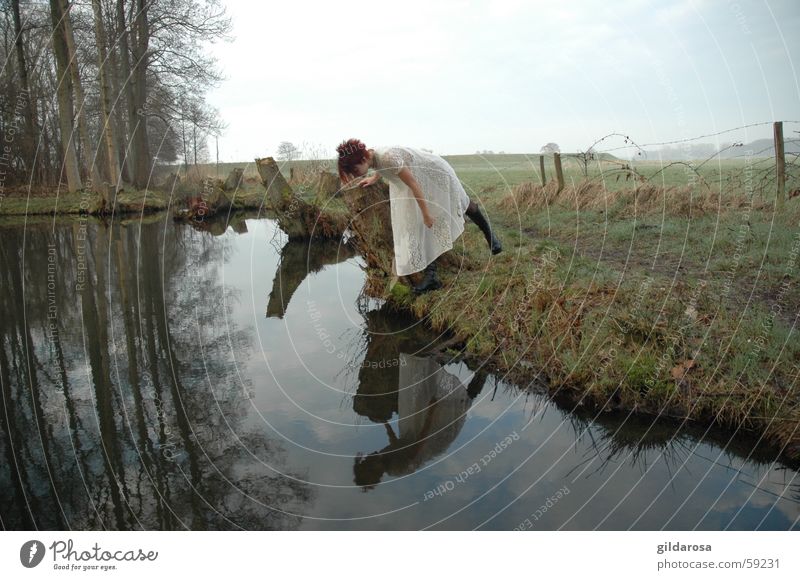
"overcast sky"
204,0,800,161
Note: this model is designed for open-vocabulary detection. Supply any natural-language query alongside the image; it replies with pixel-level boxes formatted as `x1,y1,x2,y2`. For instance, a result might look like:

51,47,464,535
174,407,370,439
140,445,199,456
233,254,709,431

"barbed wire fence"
546,120,799,203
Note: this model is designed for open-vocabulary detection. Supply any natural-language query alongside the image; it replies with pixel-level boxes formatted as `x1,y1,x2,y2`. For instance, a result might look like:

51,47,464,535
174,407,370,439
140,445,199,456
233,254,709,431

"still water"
1,214,798,530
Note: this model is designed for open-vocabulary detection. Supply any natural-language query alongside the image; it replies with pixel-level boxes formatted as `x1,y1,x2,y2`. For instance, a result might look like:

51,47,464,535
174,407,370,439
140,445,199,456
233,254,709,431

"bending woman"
336,139,502,294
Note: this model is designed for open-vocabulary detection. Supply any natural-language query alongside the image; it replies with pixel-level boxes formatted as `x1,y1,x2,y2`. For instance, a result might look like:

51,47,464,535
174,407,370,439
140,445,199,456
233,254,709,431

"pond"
0,213,798,530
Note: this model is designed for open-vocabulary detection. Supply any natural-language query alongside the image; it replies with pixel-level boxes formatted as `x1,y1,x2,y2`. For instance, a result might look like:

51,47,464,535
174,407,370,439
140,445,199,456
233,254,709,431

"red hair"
336,138,367,183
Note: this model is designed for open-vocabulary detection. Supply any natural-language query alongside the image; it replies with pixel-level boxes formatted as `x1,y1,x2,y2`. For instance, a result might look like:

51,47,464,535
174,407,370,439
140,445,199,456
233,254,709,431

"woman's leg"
465,197,502,254
412,257,442,294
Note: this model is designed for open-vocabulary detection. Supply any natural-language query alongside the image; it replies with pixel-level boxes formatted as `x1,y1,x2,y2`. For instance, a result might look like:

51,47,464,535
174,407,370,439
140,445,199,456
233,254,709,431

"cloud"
205,0,796,159
656,0,704,24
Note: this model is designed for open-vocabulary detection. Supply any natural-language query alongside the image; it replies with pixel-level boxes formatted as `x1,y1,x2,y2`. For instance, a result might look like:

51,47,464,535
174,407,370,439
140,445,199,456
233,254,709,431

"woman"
337,139,502,294
353,352,485,490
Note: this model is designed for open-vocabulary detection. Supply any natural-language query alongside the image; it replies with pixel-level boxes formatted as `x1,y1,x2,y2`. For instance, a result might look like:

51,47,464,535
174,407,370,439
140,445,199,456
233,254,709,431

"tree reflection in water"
0,217,312,530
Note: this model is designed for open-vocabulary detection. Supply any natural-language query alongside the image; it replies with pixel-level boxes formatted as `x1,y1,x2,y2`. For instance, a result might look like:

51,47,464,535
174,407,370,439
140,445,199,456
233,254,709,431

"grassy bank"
0,182,270,217
381,168,800,461
0,188,169,215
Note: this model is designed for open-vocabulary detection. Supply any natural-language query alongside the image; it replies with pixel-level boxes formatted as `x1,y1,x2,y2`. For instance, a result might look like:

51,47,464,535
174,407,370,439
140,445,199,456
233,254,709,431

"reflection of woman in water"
353,353,485,490
337,139,502,294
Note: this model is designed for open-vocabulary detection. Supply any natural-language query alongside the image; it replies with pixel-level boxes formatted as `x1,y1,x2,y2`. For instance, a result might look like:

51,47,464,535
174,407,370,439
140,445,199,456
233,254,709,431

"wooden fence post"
553,152,564,193
774,121,785,206
539,155,546,186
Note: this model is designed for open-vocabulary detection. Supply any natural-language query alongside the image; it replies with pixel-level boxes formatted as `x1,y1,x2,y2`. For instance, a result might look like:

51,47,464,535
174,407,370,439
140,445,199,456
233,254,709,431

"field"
193,151,792,194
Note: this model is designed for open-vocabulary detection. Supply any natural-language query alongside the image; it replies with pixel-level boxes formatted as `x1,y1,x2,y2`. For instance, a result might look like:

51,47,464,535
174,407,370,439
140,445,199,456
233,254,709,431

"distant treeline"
642,137,800,161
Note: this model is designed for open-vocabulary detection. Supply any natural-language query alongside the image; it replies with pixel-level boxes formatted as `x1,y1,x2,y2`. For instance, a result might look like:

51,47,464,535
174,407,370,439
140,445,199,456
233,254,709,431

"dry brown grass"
500,179,775,218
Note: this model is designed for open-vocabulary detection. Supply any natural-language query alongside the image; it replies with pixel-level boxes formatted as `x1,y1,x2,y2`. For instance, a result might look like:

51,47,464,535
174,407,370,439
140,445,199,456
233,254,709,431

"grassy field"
166,152,791,193
169,152,796,209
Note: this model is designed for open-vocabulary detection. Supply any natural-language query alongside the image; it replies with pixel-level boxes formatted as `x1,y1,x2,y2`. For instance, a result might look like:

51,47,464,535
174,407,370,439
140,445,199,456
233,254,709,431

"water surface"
1,214,798,530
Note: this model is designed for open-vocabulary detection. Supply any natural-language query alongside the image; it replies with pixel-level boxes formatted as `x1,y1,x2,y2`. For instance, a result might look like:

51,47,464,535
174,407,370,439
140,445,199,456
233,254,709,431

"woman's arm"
397,166,434,228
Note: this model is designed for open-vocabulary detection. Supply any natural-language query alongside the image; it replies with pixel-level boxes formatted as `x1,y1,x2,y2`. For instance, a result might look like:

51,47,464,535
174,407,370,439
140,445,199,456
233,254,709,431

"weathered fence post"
539,155,546,186
553,152,564,193
255,157,294,208
774,121,785,206
224,167,244,191
315,171,341,201
254,156,346,240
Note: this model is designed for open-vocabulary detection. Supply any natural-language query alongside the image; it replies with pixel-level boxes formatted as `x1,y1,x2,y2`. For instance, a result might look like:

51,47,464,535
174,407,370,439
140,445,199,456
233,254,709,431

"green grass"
0,189,170,216
160,153,793,195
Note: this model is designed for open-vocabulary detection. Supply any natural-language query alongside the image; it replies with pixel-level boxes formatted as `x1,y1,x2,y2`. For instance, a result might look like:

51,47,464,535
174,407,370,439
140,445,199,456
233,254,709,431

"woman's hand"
358,173,381,188
422,210,435,229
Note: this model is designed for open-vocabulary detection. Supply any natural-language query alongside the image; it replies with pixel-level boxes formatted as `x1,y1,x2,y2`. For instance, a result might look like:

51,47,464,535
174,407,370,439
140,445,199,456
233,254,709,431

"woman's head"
336,138,371,183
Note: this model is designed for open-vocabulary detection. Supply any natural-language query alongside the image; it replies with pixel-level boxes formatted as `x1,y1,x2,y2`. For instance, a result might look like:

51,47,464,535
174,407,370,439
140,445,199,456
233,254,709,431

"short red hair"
336,138,367,183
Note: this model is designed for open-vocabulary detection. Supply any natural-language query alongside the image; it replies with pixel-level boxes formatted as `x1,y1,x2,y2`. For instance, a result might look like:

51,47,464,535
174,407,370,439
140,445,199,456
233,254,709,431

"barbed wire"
594,120,800,154
558,123,800,196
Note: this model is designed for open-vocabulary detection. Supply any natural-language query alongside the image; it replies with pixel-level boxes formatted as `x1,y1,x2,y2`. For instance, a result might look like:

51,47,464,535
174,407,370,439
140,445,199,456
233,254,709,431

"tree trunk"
107,8,131,183
255,157,293,208
92,0,121,196
315,171,340,201
181,118,189,172
116,0,139,186
338,181,395,275
11,0,38,183
41,64,61,186
49,0,82,192
61,0,103,197
130,0,152,189
255,157,347,241
223,168,243,192
41,113,53,185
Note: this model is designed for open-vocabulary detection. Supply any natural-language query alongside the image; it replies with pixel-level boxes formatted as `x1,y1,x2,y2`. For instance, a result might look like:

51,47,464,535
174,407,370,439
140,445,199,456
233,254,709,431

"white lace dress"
372,146,470,276
393,353,471,474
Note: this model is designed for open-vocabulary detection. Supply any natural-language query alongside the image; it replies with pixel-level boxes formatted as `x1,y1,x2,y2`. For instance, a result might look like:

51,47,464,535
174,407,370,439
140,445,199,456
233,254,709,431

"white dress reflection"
353,353,482,490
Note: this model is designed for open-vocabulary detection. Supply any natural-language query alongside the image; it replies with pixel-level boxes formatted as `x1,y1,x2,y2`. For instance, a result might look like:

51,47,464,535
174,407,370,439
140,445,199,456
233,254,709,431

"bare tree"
62,0,103,193
277,141,300,162
92,0,121,194
574,146,596,177
115,0,137,182
10,0,38,180
49,0,82,192
129,0,151,189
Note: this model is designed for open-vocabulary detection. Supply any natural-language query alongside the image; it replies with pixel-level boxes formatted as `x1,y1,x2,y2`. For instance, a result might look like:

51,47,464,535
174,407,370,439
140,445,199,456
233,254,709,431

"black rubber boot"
466,370,488,400
465,200,502,254
412,261,442,294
